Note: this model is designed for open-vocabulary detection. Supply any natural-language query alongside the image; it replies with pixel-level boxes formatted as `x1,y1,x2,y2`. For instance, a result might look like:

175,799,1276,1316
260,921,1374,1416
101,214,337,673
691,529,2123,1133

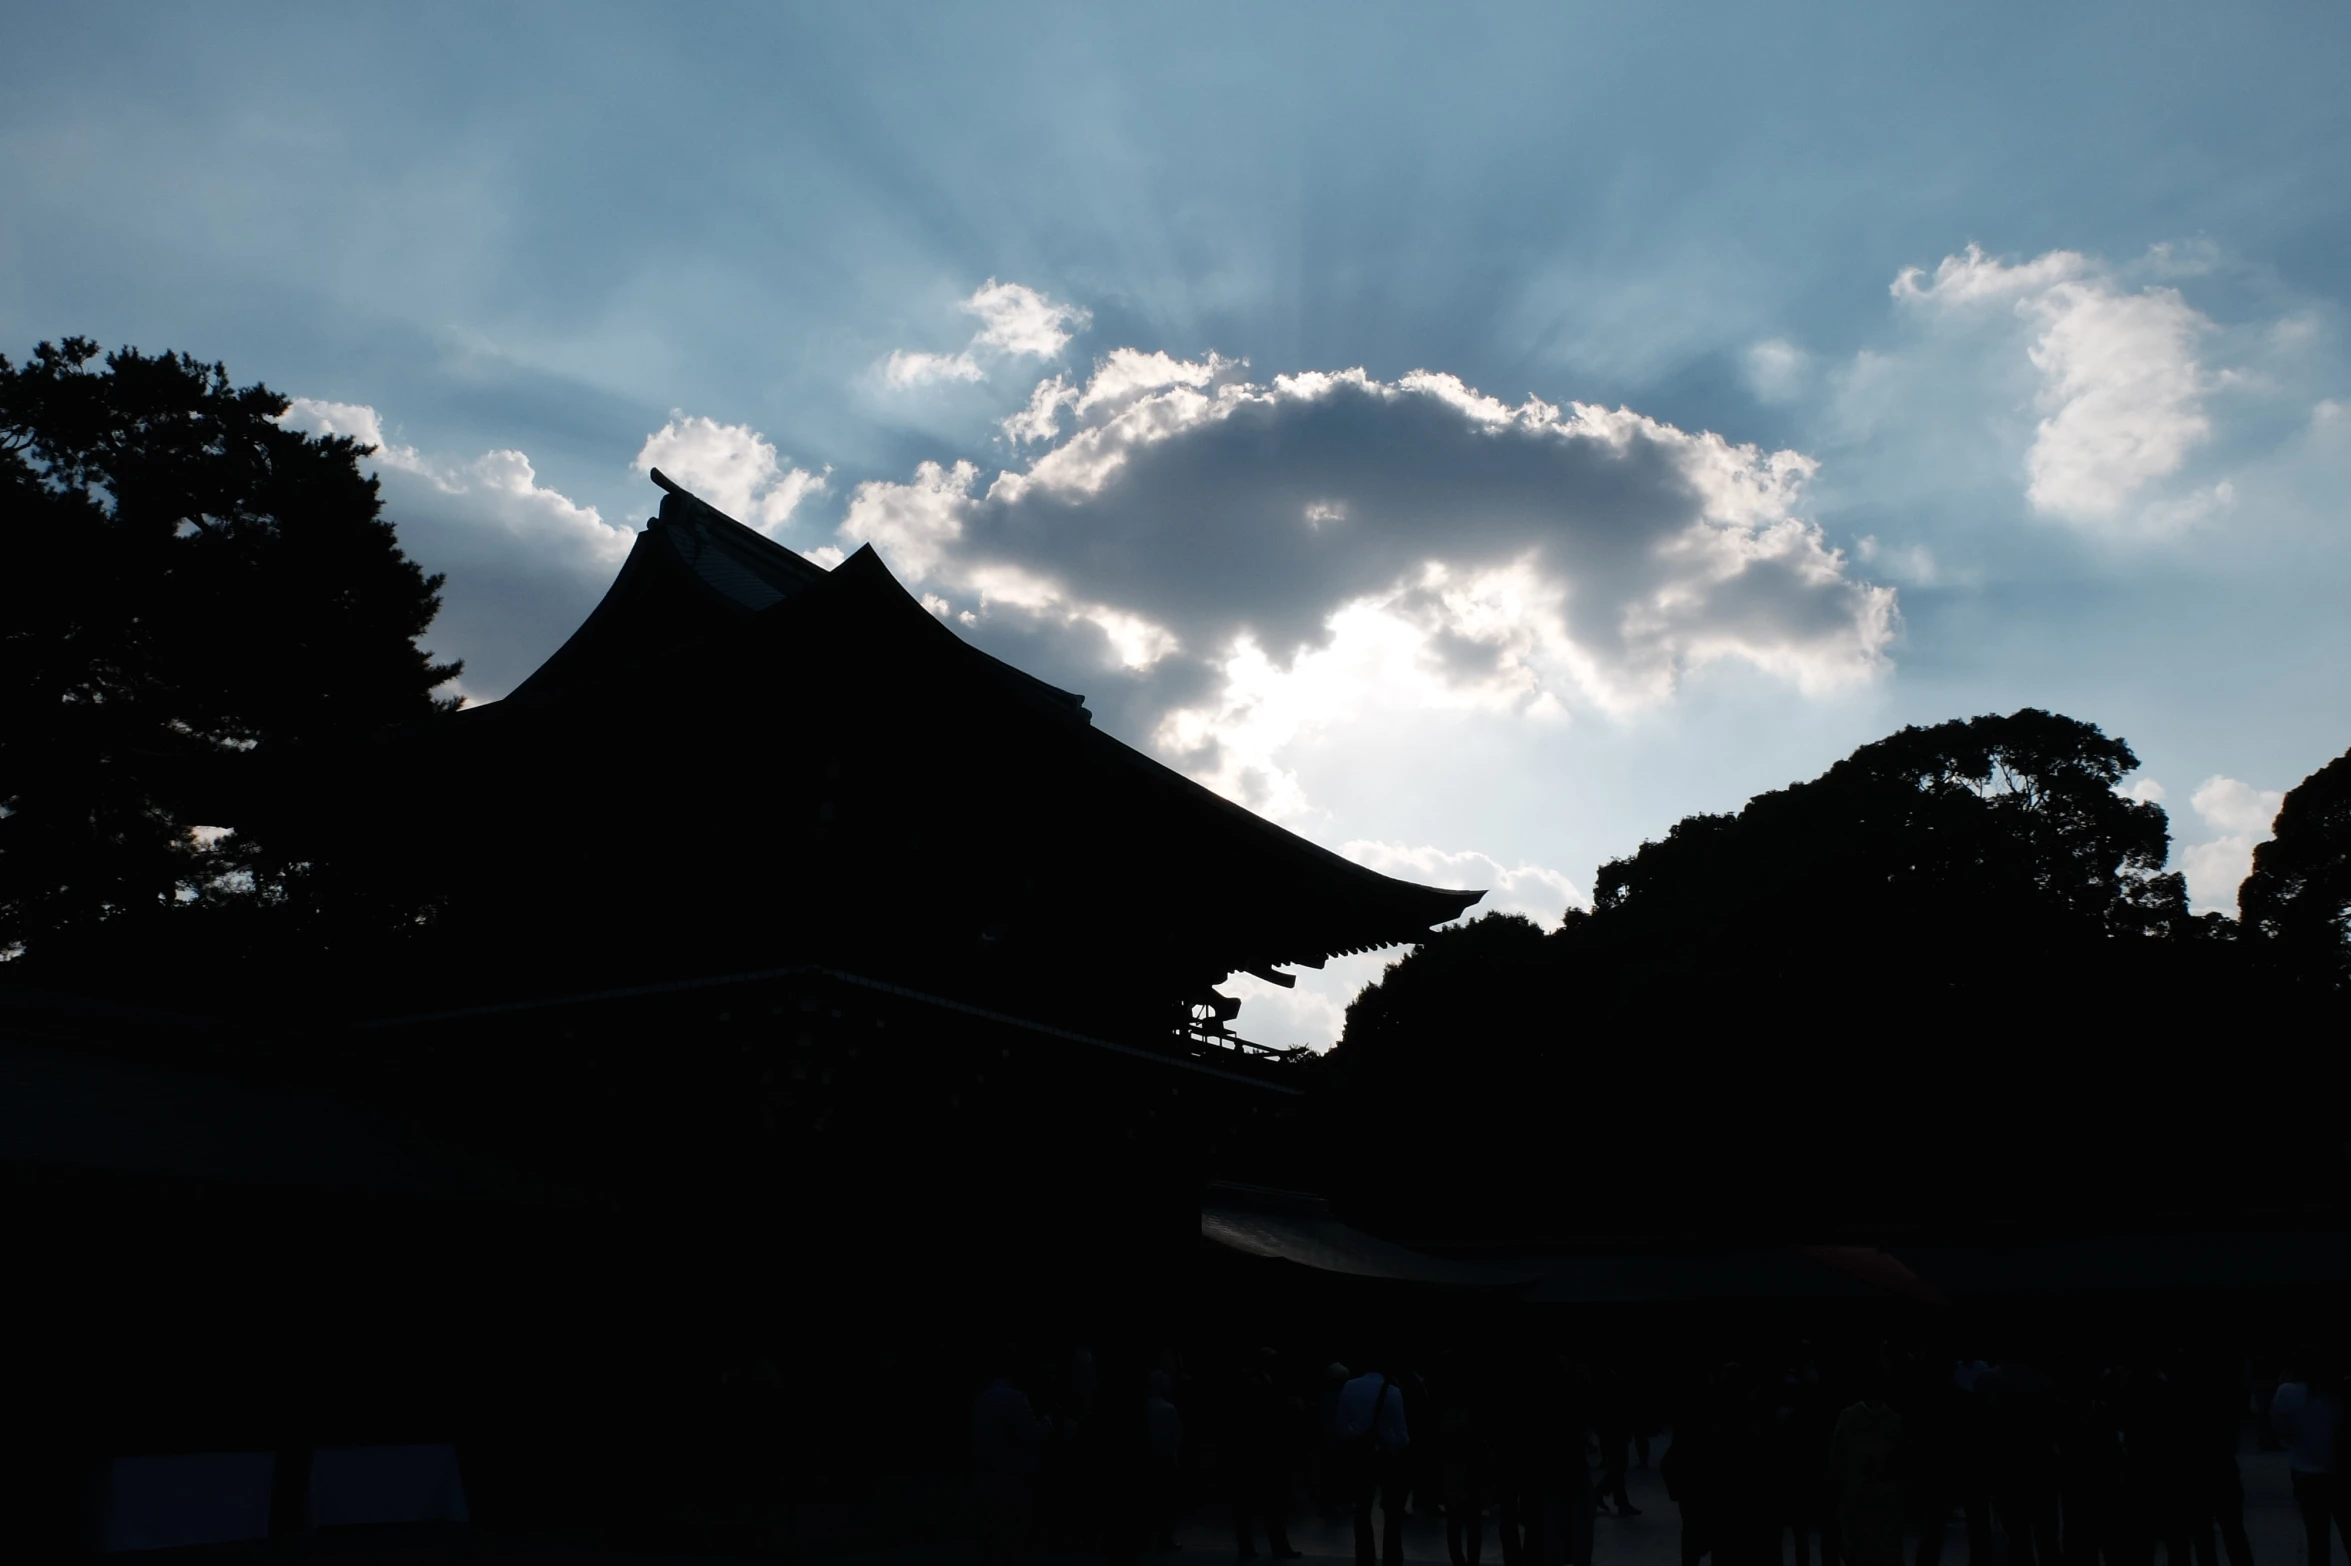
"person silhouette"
1337,1362,1412,1566
973,1357,1050,1566
1230,1349,1303,1562
1438,1356,1488,1566
2181,1346,2254,1566
2271,1351,2345,1566
1147,1369,1186,1550
1826,1355,1905,1566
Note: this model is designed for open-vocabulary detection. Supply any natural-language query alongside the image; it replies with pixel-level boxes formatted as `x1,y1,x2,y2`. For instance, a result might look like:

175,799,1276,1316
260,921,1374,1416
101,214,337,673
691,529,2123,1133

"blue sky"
8,3,2348,1042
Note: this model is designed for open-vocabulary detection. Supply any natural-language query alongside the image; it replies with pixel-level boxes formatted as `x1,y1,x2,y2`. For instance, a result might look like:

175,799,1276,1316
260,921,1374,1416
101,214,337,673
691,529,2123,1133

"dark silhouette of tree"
1592,709,2191,954
1318,710,2273,1244
1,338,457,974
1311,910,1584,1245
2239,744,2351,990
1334,910,1565,1081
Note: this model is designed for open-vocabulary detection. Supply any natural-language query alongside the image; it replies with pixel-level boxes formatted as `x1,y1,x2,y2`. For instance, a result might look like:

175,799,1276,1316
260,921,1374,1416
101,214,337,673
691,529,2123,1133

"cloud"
1074,348,1240,414
1216,950,1395,1054
631,414,827,536
1339,840,1582,922
963,277,1091,359
1745,338,1810,405
1894,244,2215,528
881,278,1089,390
1213,842,1574,1051
840,458,979,578
1002,374,1076,444
1854,534,1940,586
1208,839,1572,1050
2174,773,2285,914
883,349,986,389
835,356,1896,820
280,398,634,700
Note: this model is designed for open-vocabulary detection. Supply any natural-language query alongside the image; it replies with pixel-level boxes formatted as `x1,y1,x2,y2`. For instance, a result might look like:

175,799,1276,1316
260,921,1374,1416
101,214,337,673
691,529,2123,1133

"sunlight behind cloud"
837,353,1896,828
632,414,827,536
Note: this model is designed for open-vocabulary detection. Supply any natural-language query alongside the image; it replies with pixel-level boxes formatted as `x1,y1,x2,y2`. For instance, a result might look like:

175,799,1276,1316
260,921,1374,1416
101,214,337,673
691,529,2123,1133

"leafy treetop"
1,337,457,964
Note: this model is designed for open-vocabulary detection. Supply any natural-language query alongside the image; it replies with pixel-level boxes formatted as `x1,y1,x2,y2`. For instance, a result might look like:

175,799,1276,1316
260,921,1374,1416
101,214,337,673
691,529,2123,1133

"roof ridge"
647,467,830,607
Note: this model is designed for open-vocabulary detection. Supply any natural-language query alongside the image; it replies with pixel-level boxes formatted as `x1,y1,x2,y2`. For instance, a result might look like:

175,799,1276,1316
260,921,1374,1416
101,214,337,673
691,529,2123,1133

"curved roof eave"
503,471,1489,951
796,541,1487,944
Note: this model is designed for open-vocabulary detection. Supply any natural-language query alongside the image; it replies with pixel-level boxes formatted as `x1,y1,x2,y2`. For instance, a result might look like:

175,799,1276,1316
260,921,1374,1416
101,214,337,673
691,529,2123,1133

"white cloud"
1854,534,1940,585
883,348,986,388
1892,245,2089,308
1339,840,1581,922
279,397,635,700
632,414,826,536
1073,348,1241,415
881,278,1089,390
1002,373,1076,445
963,278,1091,359
1745,338,1810,405
2175,773,2286,915
284,397,391,450
1215,949,1398,1054
826,354,1895,824
1894,243,2216,529
840,458,978,577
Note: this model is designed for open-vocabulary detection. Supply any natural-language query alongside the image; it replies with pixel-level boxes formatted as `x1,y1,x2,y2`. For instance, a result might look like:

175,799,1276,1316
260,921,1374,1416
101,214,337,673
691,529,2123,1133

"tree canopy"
2239,743,2351,989
1314,709,2310,1245
0,338,457,971
1595,709,2189,946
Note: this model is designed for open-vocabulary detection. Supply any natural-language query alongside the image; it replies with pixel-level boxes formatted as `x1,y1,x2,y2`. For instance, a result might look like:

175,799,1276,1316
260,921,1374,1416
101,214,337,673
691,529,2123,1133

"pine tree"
0,338,458,974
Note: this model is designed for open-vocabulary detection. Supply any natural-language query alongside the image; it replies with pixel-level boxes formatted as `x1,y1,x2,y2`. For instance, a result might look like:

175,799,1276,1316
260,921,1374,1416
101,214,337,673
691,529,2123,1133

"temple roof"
404,473,1482,1007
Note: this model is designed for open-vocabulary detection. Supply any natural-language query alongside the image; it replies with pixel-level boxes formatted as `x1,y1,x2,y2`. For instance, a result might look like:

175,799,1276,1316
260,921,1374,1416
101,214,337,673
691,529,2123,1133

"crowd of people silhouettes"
969,1332,2347,1566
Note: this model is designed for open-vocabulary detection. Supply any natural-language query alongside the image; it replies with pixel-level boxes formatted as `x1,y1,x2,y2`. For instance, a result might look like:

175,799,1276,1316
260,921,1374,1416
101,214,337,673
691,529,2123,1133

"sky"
7,3,2348,1045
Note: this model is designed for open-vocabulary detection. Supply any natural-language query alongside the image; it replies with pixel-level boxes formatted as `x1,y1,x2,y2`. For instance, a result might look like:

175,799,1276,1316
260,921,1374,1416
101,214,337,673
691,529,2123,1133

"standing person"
2181,1347,2253,1566
974,1359,1051,1566
1493,1352,1537,1566
1595,1359,1641,1517
1093,1342,1157,1566
1441,1371,1487,1566
2271,1353,2346,1566
1230,1349,1303,1562
1983,1355,2063,1566
1554,1358,1598,1566
1827,1362,1906,1566
1147,1369,1187,1551
1784,1348,1840,1566
2116,1359,2193,1566
1714,1364,1779,1566
1663,1366,1722,1566
2247,1353,2283,1455
1337,1361,1413,1566
1912,1354,1994,1566
1320,1363,1357,1519
2059,1364,2127,1566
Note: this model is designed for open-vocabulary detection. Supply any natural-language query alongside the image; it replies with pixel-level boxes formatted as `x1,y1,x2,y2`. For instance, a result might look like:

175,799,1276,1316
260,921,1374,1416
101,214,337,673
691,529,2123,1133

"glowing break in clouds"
632,414,828,537
840,355,1897,820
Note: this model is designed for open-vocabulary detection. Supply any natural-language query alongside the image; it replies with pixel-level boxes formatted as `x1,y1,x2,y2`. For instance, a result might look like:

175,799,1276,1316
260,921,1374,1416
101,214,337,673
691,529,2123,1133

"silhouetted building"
320,469,1478,1034
4,473,1485,1552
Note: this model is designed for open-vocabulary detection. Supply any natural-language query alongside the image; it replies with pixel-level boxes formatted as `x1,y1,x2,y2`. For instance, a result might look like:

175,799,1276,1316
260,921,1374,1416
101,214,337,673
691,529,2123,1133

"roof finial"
648,466,686,498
